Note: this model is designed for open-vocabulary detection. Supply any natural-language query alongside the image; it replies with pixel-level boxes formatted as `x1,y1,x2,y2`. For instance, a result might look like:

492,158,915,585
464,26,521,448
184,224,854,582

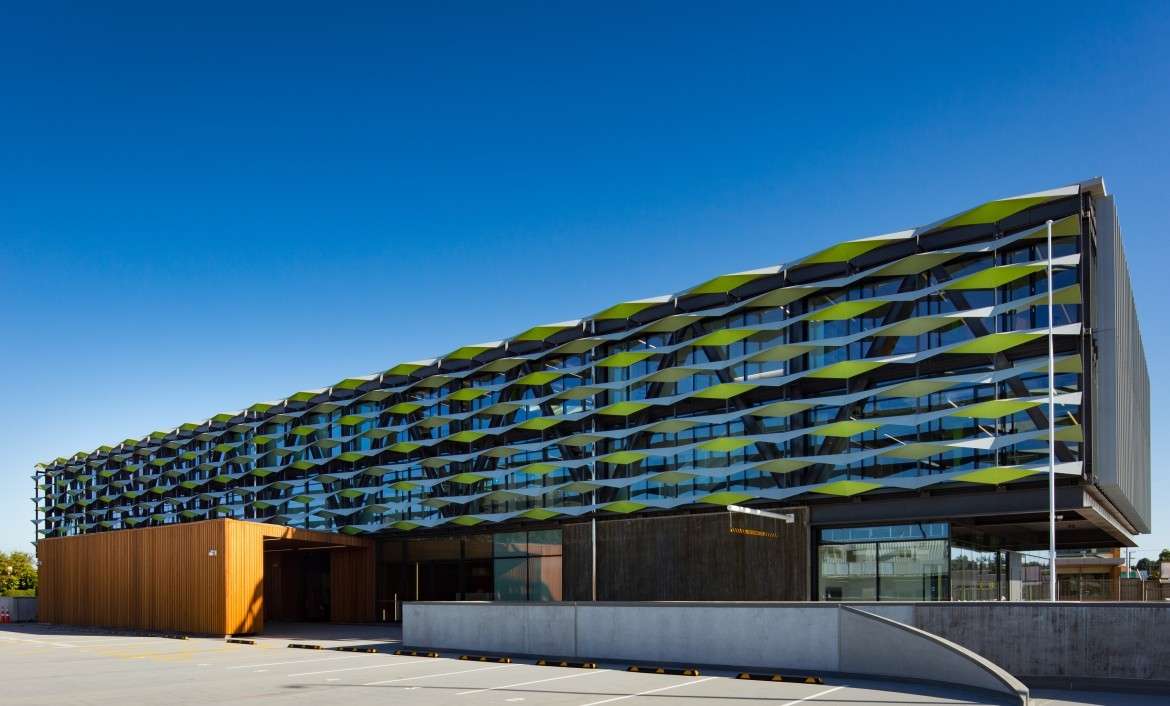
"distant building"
35,178,1150,633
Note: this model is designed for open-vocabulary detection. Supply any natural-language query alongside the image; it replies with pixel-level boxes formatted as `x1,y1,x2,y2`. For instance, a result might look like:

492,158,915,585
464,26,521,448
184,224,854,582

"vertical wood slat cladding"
563,510,810,601
38,519,374,635
331,546,375,622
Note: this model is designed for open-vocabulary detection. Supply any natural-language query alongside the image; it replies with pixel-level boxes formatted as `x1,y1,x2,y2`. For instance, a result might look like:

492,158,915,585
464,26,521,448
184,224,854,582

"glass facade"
35,185,1096,558
818,523,949,601
492,530,563,601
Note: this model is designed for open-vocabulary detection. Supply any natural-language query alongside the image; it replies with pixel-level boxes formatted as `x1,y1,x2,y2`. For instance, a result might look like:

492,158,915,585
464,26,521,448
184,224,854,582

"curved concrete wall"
840,607,1028,704
405,602,1026,704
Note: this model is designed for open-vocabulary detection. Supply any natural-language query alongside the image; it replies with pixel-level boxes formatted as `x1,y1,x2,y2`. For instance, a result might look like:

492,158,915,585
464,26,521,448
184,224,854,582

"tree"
0,551,38,595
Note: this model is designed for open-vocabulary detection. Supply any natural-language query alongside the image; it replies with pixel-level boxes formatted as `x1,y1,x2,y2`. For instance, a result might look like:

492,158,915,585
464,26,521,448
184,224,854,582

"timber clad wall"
38,519,373,635
563,510,810,601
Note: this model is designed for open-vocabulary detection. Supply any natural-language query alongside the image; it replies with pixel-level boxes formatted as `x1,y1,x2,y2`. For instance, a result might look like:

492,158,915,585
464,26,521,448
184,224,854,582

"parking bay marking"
457,670,607,696
363,663,517,686
778,685,847,706
227,655,352,670
288,658,429,677
578,676,718,706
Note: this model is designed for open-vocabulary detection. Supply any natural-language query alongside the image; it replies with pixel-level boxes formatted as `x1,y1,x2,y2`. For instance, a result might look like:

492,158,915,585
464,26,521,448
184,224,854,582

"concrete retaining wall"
0,597,38,622
405,602,1025,704
913,602,1170,689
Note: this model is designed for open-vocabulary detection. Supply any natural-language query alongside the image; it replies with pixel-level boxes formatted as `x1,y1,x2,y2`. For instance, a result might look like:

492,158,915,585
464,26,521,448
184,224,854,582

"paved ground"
0,623,1160,706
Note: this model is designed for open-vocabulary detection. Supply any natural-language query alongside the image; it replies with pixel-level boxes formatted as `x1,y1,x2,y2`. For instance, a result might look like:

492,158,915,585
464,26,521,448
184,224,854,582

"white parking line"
363,663,516,686
457,669,606,696
779,684,846,706
226,655,352,670
578,676,717,706
288,658,427,677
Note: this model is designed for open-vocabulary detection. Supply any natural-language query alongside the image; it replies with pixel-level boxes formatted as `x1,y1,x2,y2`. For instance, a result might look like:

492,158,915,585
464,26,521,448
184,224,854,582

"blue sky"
2,2,1167,558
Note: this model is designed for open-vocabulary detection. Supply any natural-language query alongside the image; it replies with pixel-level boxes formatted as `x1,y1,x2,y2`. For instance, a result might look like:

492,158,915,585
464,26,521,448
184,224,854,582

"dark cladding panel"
564,510,809,601
1090,194,1151,533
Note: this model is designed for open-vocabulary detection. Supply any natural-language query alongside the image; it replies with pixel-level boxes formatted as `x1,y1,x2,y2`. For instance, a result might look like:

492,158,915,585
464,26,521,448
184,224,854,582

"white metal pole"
1047,219,1057,602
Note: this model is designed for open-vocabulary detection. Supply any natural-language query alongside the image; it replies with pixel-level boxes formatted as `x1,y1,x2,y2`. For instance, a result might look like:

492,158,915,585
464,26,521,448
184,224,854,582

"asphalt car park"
0,623,1158,706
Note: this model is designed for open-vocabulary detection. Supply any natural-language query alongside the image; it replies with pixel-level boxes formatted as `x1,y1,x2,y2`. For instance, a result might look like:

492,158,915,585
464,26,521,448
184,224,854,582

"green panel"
338,451,365,463
814,420,881,437
388,441,422,453
698,437,755,453
592,301,657,320
481,357,526,373
811,480,881,496
644,419,698,434
451,515,485,526
807,300,887,321
291,425,316,437
337,415,367,426
949,332,1043,354
692,382,756,400
749,286,818,307
806,360,885,379
518,462,560,476
447,387,489,402
688,273,766,295
553,386,602,401
1023,214,1080,239
520,507,561,520
596,350,655,368
446,345,496,361
552,337,604,354
690,329,757,347
644,315,703,332
880,442,953,460
876,252,960,276
750,400,811,418
880,316,955,337
599,450,648,465
647,470,698,484
448,430,487,443
516,371,563,386
596,401,652,416
516,417,562,431
602,500,647,513
747,344,816,363
698,491,754,506
933,196,1053,230
951,399,1040,419
943,263,1045,290
559,433,603,447
514,324,573,341
643,367,699,383
879,378,959,398
385,362,425,376
800,239,893,265
335,377,372,390
478,401,524,416
953,467,1038,485
755,459,812,474
447,473,488,485
392,520,421,530
389,480,419,491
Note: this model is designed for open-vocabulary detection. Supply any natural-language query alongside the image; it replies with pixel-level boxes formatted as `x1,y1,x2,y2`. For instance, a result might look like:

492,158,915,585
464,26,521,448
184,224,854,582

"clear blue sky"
2,2,1167,558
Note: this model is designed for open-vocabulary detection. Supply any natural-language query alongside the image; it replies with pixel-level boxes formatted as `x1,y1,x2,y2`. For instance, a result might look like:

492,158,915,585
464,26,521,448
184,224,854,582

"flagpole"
1047,219,1057,603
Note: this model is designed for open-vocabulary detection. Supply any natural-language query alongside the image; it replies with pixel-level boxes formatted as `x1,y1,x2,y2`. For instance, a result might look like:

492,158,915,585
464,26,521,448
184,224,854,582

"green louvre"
932,196,1053,230
515,371,563,386
943,263,1046,290
37,181,1109,545
596,350,655,367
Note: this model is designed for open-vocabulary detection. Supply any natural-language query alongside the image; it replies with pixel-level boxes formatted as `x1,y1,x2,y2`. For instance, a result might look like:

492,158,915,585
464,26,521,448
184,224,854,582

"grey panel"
1091,194,1151,533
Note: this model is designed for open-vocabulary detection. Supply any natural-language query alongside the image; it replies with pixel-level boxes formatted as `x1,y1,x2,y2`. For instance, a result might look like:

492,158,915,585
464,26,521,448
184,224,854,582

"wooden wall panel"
563,510,810,601
331,546,375,622
38,520,229,634
38,519,375,636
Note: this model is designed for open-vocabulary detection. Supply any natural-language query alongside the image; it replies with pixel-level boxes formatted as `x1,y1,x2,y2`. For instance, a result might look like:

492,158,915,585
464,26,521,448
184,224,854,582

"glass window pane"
493,531,527,557
818,542,876,600
878,539,949,601
527,556,563,601
527,529,562,556
494,557,527,600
